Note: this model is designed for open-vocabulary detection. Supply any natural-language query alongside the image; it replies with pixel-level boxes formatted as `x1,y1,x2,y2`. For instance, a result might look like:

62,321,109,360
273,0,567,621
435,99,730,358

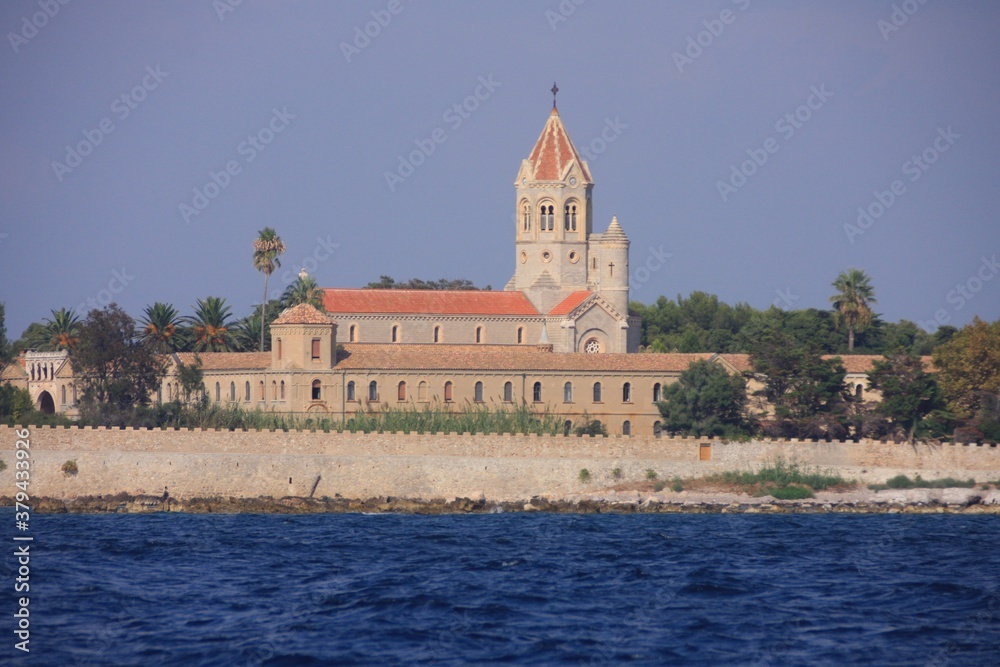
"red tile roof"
322,289,539,316
336,344,714,373
272,303,334,325
548,291,592,316
527,108,592,182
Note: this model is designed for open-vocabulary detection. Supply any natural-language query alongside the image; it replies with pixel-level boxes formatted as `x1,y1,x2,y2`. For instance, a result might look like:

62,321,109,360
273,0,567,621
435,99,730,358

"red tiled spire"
526,107,592,183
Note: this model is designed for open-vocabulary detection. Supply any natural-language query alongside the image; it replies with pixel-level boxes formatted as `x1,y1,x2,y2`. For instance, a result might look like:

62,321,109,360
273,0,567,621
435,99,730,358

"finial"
551,81,559,109
299,267,308,280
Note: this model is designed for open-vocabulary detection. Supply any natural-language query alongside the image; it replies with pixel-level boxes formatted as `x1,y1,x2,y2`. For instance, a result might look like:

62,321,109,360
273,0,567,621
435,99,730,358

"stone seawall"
2,426,998,502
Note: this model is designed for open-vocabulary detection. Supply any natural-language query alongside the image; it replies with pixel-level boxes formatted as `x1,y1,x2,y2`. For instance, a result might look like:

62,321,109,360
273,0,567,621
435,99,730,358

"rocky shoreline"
6,487,1000,515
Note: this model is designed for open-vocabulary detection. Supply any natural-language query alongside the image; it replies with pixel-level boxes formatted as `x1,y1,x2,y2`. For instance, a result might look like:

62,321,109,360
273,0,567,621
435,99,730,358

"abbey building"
2,100,884,436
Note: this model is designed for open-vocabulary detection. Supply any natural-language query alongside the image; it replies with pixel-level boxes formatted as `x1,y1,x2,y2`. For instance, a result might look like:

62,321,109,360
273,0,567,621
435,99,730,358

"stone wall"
1,426,997,503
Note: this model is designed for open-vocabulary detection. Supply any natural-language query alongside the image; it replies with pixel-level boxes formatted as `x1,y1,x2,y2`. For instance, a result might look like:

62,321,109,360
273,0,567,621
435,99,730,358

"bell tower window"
522,203,531,231
564,203,577,231
540,204,554,231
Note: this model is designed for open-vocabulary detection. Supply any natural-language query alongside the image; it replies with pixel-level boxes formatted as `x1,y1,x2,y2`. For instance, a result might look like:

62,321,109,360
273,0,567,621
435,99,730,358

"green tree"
71,304,168,413
0,303,10,366
749,332,849,439
0,384,34,425
932,317,1000,419
138,302,187,352
21,308,81,351
281,271,325,310
829,268,877,352
658,359,751,437
187,297,235,352
253,227,285,352
868,351,946,443
232,300,281,352
363,275,487,290
176,354,205,406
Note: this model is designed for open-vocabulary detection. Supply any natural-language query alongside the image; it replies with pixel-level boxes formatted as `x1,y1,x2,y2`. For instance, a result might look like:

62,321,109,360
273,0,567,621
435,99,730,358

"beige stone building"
2,102,893,436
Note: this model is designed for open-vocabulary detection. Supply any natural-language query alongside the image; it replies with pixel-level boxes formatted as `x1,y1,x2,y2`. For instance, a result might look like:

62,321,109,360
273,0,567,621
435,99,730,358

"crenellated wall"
1,425,997,503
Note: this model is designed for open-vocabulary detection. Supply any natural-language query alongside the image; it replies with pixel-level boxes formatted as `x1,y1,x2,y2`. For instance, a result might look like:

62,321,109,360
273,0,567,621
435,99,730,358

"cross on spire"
551,81,559,109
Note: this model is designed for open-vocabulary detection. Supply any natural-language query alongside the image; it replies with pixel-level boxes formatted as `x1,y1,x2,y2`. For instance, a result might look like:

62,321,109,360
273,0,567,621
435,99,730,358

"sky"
1,0,998,340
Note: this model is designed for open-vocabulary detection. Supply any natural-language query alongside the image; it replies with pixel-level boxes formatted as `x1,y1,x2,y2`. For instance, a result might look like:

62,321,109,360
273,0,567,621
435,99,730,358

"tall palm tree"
186,297,235,352
34,308,80,351
829,268,877,352
233,310,265,353
281,270,325,310
253,228,285,352
138,302,186,352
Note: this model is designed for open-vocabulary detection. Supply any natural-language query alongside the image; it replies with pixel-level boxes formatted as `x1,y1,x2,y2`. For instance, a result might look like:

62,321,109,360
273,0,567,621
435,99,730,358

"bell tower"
512,84,595,313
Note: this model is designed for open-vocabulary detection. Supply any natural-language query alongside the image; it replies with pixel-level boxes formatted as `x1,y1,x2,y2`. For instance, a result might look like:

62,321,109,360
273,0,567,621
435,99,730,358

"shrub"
62,460,78,476
713,459,847,491
671,477,684,493
653,480,667,492
579,468,591,483
645,469,658,481
610,467,623,481
575,419,608,437
0,459,6,472
870,474,977,491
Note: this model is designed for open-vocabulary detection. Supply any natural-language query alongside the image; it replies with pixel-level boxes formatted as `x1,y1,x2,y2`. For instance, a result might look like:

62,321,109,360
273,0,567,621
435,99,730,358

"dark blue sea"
4,512,1000,666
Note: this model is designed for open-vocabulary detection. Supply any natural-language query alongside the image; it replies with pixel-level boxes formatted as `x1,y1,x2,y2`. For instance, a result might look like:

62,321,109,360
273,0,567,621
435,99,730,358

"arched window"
72,384,77,403
271,381,277,400
622,420,631,436
397,381,406,401
653,421,663,438
564,420,573,436
276,338,282,360
157,385,162,404
312,379,322,400
856,384,864,400
522,202,531,231
503,381,513,402
230,381,236,401
474,381,484,402
653,383,662,403
280,381,285,400
623,382,632,403
368,380,378,401
476,327,483,344
593,382,602,403
245,381,251,402
433,326,441,343
349,325,356,342
564,203,577,231
60,385,66,405
347,381,356,401
533,381,542,402
540,204,554,230
517,327,524,344
444,381,453,402
563,382,573,403
215,382,221,402
259,381,265,401
391,325,399,343
418,381,428,401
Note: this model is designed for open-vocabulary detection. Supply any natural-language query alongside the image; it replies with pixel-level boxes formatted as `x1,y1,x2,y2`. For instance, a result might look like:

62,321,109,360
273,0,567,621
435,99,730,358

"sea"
6,511,1000,666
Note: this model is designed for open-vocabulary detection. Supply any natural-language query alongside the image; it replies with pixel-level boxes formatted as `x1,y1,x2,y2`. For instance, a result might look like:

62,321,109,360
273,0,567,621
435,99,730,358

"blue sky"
2,0,998,339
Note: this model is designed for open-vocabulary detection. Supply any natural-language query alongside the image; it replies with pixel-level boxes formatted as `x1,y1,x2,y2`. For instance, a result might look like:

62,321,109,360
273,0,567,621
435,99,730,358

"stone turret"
599,216,630,316
269,304,338,370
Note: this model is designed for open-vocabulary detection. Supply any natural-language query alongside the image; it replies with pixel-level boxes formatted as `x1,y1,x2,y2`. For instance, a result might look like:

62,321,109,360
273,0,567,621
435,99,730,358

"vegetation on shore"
868,474,977,491
706,459,851,499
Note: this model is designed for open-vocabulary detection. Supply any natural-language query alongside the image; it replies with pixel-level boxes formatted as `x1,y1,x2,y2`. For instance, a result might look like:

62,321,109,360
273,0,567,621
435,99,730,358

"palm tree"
281,270,325,310
138,302,187,352
253,228,285,352
31,308,80,351
186,297,235,352
829,268,877,352
233,311,265,352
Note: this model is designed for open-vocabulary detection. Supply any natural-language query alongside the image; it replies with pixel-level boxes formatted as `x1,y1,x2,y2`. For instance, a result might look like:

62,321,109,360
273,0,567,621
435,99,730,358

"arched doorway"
37,391,55,414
